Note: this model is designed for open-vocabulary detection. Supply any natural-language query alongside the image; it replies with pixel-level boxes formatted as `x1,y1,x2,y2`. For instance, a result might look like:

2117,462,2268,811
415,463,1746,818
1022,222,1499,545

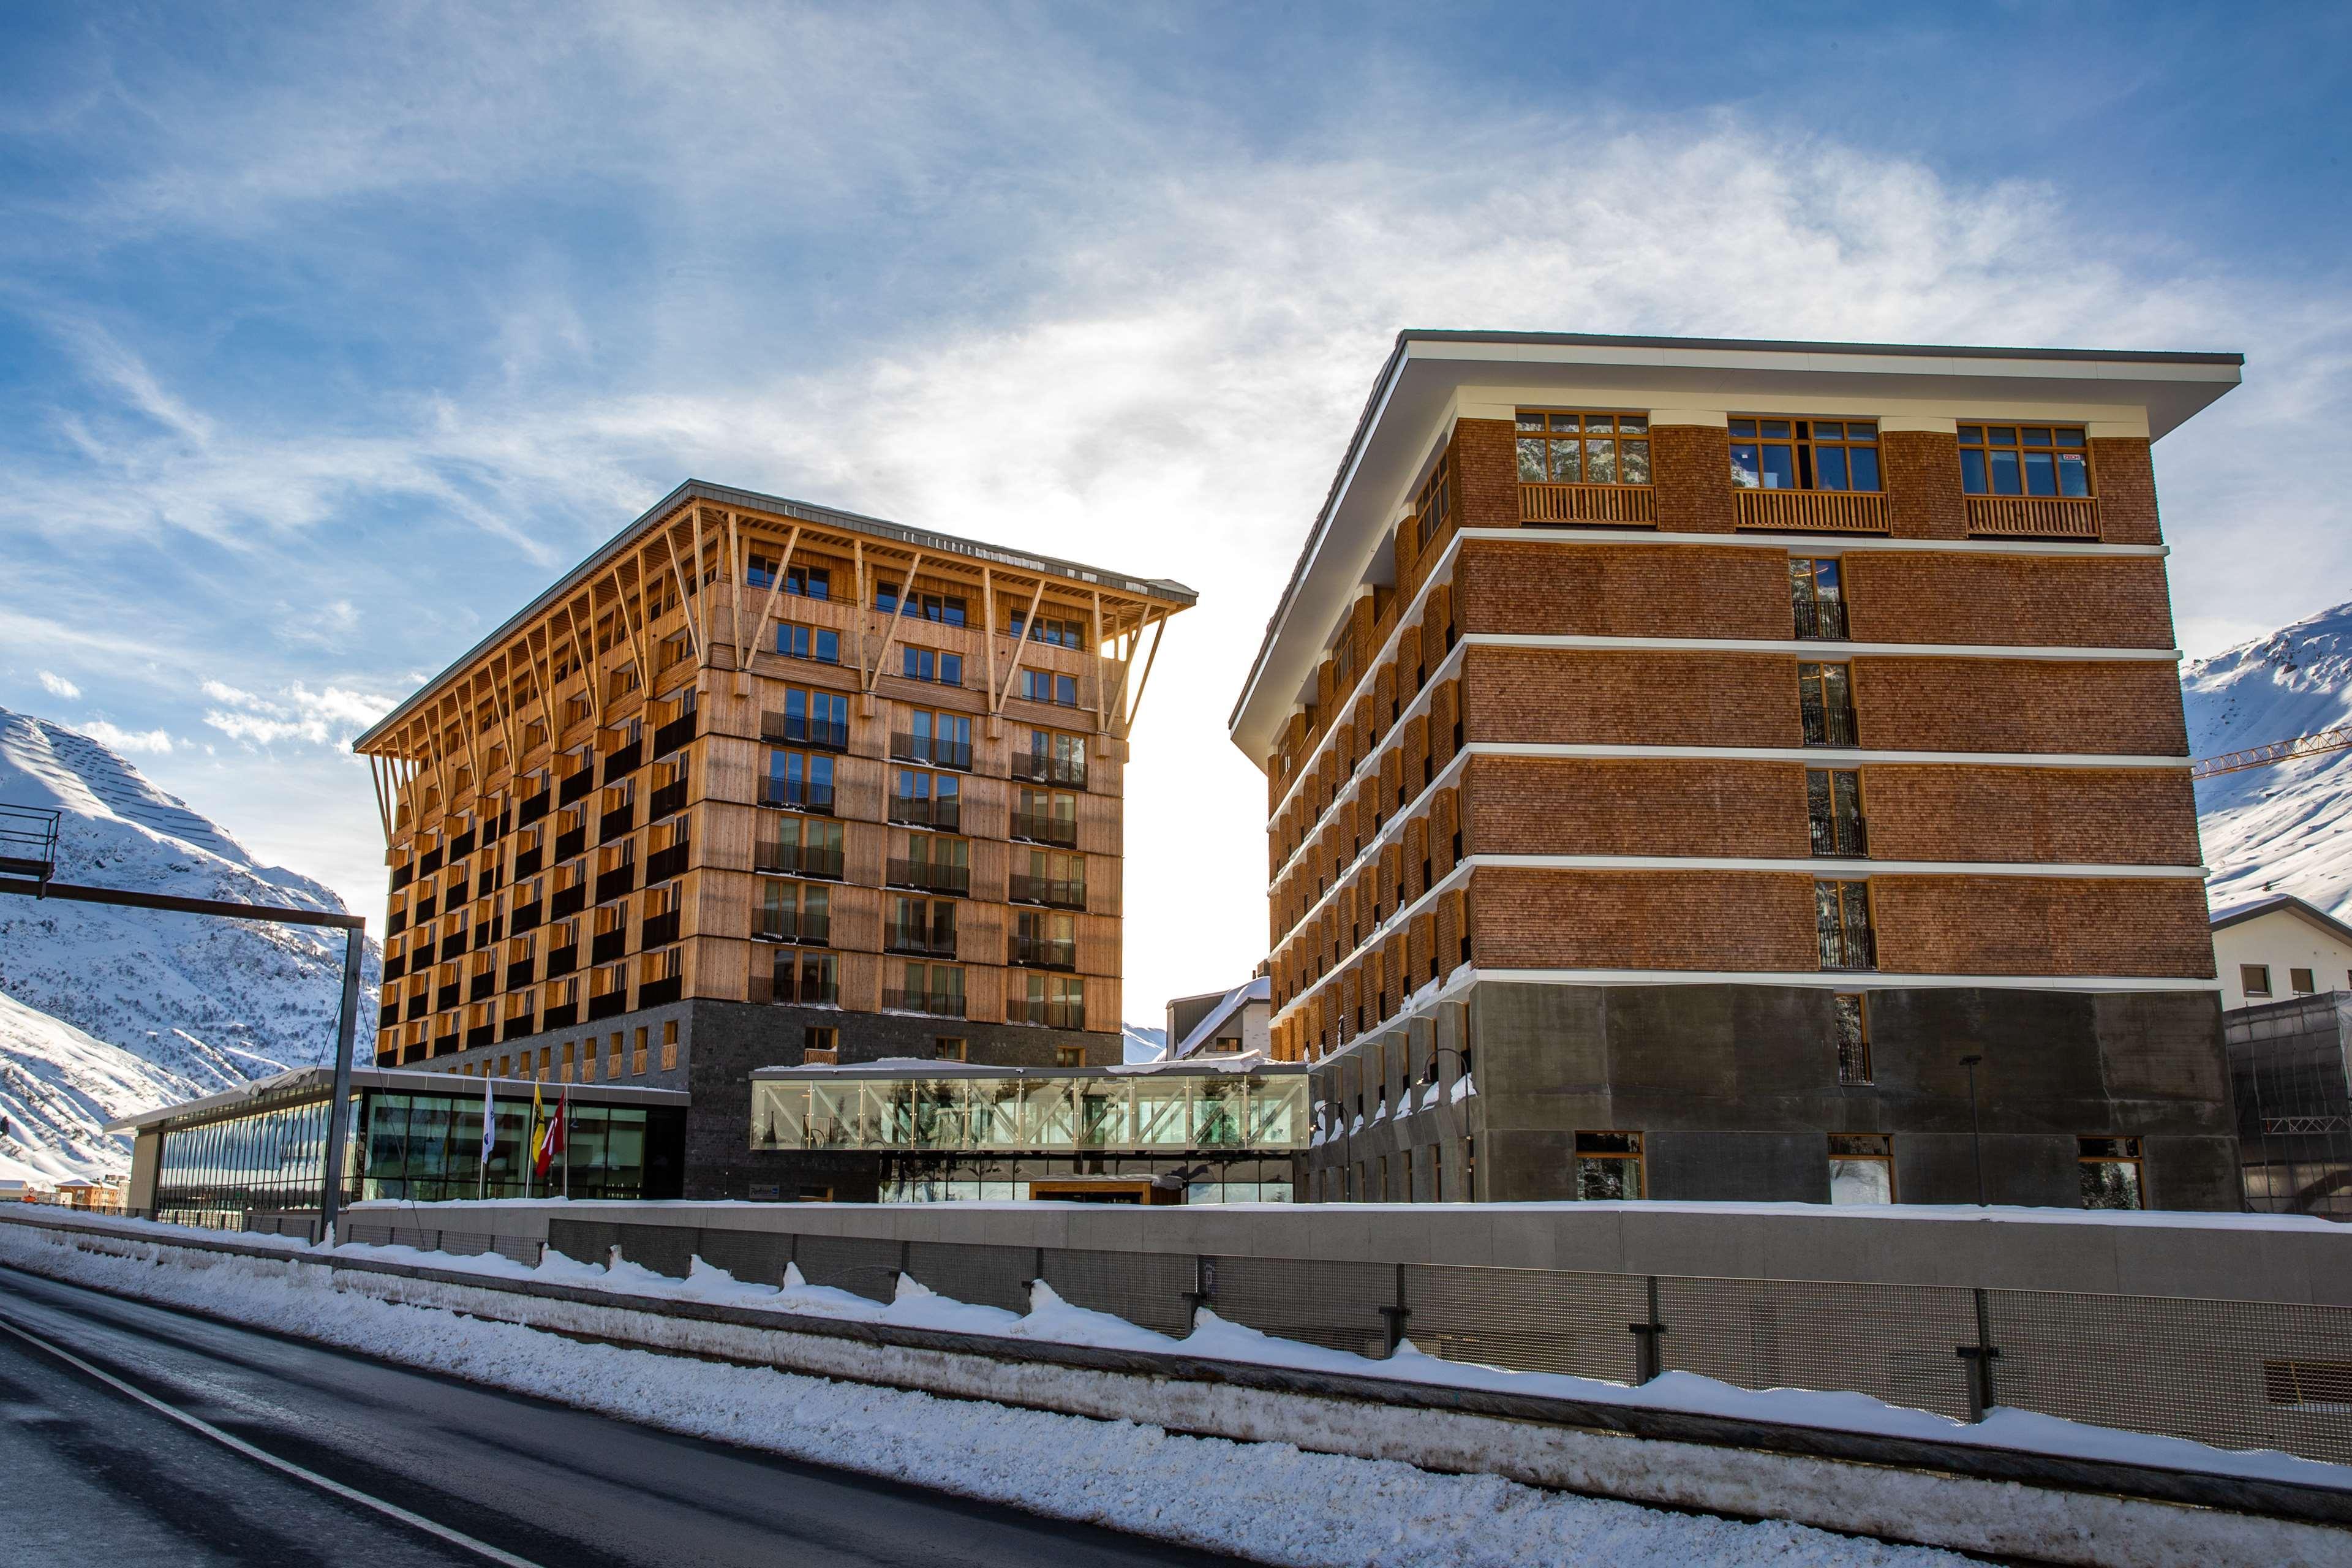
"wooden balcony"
1966,495,2100,539
1518,482,1656,527
1735,489,1889,533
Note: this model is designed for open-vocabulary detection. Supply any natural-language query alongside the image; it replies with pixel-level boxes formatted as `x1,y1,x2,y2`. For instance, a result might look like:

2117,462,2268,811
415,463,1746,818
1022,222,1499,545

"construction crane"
2192,725,2352,780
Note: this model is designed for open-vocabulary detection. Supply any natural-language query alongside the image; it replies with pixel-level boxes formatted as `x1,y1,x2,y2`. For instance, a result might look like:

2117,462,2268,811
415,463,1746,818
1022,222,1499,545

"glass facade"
153,1090,343,1224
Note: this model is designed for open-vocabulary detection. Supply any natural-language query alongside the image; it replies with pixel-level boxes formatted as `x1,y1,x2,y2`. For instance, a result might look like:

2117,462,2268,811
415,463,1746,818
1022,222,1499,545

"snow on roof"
1169,976,1270,1060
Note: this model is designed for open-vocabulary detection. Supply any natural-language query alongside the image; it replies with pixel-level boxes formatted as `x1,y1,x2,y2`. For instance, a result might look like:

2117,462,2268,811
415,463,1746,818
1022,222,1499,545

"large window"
1833,993,1872,1085
1011,971,1085,1028
894,709,973,770
1018,668,1079,707
1012,847,1087,909
2079,1136,2146,1210
1730,418,1880,492
891,962,966,1017
888,896,958,957
1828,1133,1894,1205
766,948,837,1007
1959,425,2090,497
1414,451,1452,549
764,749,836,813
902,646,963,686
777,624,840,664
1514,410,1650,484
1008,611,1085,649
1806,768,1868,858
1574,1131,1644,1200
1014,786,1079,847
1012,910,1077,970
1789,557,1848,640
758,880,830,944
1815,879,1876,971
891,768,961,831
1018,728,1087,787
758,816,843,878
1798,662,1858,747
769,687,850,750
876,586,967,625
891,832,970,896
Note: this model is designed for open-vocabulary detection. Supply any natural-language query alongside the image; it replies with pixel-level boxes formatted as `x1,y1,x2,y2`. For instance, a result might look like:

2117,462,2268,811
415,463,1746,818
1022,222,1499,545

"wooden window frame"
1513,409,1653,485
2291,967,2317,995
1730,417,1882,492
1833,992,1872,1085
1959,423,2093,498
1827,1132,1896,1204
1806,767,1868,859
1789,556,1849,640
1414,451,1453,549
1572,1131,1645,1200
1815,878,1876,971
2078,1136,2146,1210
1796,661,1858,747
2241,963,2272,998
777,623,842,665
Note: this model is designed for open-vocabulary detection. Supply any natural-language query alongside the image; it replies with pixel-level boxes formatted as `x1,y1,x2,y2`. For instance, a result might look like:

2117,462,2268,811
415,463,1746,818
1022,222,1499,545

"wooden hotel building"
355,481,1193,1199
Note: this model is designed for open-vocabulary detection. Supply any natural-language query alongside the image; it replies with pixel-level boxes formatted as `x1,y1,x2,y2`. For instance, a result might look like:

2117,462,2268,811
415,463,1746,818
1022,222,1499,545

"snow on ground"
0,987,207,1186
0,1223,1967,1568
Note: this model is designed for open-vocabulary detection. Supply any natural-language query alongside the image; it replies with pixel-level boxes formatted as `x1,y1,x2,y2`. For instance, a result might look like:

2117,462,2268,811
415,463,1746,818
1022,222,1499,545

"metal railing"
887,859,970,896
883,987,967,1018
1010,935,1077,970
1011,753,1087,789
547,1216,2352,1468
1010,812,1078,848
756,843,844,880
1008,873,1086,910
891,733,973,771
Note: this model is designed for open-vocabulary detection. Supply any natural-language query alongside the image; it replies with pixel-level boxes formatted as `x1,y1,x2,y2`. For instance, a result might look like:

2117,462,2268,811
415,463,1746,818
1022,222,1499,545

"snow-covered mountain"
1122,1022,1167,1063
0,707,380,1090
0,988,207,1186
2187,601,2352,918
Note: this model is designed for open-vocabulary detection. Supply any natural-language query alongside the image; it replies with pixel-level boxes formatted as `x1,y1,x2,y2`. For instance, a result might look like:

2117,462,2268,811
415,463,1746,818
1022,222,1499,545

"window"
660,1019,677,1070
1816,879,1875,970
785,564,831,600
1012,847,1087,908
1012,909,1076,968
901,646,963,686
876,586,967,625
1959,425,2090,497
2079,1136,2146,1210
891,768,961,830
761,815,844,878
1009,612,1084,648
2242,963,2273,998
888,896,957,956
896,709,973,769
2292,967,2317,995
892,961,965,1017
765,948,838,1007
1018,668,1079,707
770,686,850,749
1798,662,1857,747
803,1025,839,1063
1020,728,1087,786
1806,769,1868,858
1833,993,1872,1085
1055,1045,1085,1067
777,624,840,664
1574,1131,1643,1200
1828,1134,1894,1205
759,879,831,944
747,553,778,590
934,1037,968,1063
764,749,836,812
632,1025,647,1076
1730,418,1880,491
892,832,970,895
1014,972,1085,1028
1514,410,1651,484
1789,557,1848,640
1414,453,1452,549
1013,786,1079,846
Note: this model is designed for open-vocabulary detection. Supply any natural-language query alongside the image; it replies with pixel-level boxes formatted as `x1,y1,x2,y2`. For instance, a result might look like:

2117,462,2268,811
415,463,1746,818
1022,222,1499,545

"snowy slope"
0,707,379,1086
1122,1023,1167,1064
2186,601,2352,917
0,987,206,1185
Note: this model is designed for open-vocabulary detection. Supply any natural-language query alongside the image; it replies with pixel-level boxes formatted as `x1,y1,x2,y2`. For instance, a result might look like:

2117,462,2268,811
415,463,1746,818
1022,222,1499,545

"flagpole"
560,1085,571,1202
478,1072,494,1202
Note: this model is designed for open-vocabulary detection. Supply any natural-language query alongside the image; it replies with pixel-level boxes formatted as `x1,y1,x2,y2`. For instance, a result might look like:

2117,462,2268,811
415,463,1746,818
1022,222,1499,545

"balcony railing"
472,919,499,950
756,910,832,946
1518,481,1657,527
1809,814,1870,859
640,910,680,949
555,826,586,861
518,790,551,826
890,733,972,771
589,991,628,1022
378,1002,399,1028
763,713,850,751
595,864,636,902
382,954,406,983
551,883,587,920
760,780,836,814
1006,997,1084,1030
469,973,496,1003
467,1022,497,1049
542,1003,577,1031
592,929,628,965
887,930,958,958
1010,812,1078,848
436,982,460,1012
505,960,536,990
638,975,682,1009
1735,489,1889,533
545,943,579,978
1008,873,1086,910
412,892,437,921
1793,597,1849,641
1011,753,1087,788
649,778,688,820
889,797,961,832
475,868,499,900
511,899,543,935
439,932,466,962
434,1030,459,1056
884,987,967,1019
1818,922,1877,972
391,861,415,892
602,741,643,785
652,709,697,760
503,1009,537,1040
559,768,595,806
386,908,407,938
404,992,430,1022
1800,695,1859,748
756,842,844,880
1966,494,2100,539
513,846,543,878
419,846,444,876
448,830,477,861
646,840,689,883
887,859,970,896
1010,935,1077,970
600,802,635,841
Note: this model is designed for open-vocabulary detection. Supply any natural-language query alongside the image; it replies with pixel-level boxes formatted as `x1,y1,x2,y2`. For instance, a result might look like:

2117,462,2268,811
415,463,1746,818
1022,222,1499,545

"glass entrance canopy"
750,1059,1310,1155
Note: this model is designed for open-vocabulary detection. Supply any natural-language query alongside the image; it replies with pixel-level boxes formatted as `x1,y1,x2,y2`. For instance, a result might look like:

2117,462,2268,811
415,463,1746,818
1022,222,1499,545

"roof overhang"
104,1066,690,1134
2211,893,2352,949
1226,330,2244,761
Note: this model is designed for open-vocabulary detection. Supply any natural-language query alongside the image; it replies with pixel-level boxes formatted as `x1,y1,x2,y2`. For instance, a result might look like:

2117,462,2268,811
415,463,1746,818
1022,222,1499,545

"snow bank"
0,1221,1978,1568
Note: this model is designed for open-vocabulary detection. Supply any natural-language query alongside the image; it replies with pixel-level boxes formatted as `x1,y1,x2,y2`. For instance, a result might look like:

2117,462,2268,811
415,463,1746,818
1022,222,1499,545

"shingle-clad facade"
356,481,1192,1197
1232,332,2243,1208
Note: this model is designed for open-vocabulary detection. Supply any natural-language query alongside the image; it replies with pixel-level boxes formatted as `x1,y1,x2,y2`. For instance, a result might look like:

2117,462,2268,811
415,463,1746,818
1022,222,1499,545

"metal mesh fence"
1659,1275,1980,1423
906,1240,1036,1314
792,1233,905,1301
1208,1256,1400,1357
1039,1245,1195,1337
695,1227,791,1287
1402,1263,1646,1382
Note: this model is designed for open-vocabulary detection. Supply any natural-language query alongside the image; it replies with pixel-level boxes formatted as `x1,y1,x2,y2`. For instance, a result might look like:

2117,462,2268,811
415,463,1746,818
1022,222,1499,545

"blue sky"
2,2,2348,1016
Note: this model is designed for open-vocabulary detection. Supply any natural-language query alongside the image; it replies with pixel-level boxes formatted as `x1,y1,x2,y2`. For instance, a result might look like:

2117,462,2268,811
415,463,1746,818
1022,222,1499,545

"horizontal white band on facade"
1459,631,2181,663
1460,967,2223,994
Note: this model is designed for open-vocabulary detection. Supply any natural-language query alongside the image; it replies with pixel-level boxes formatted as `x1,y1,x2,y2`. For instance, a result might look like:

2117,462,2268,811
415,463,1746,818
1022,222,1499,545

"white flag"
480,1071,496,1165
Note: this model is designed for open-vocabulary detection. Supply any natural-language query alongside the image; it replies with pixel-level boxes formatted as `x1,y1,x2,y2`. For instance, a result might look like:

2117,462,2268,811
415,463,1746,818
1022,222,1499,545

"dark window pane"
1761,420,1792,438
2054,428,2085,447
2024,428,2054,447
1814,421,1844,439
2023,451,2058,496
1989,450,2022,495
1730,418,1757,437
1959,450,1988,494
1849,448,1880,492
1516,412,1545,431
1959,426,1983,444
1730,443,1762,488
1760,447,1797,489
1619,415,1648,434
1815,447,1849,491
1988,426,2018,445
2057,453,2090,497
1846,423,1875,439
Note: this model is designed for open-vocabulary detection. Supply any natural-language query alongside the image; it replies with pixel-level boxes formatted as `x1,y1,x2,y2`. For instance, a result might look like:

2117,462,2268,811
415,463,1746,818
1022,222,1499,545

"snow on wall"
0,706,379,1084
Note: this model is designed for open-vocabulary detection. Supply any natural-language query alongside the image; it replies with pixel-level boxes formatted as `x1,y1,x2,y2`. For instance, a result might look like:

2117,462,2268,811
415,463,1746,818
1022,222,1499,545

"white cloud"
202,678,394,748
36,671,80,700
82,720,173,755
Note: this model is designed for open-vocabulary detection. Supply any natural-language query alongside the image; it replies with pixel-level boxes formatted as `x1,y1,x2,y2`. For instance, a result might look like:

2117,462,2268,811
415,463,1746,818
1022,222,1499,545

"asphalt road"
0,1264,1248,1568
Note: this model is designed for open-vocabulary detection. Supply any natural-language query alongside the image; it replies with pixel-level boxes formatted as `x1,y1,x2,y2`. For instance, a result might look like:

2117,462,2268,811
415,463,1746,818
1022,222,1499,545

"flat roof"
752,1053,1303,1082
106,1066,689,1134
1227,329,2245,759
356,478,1199,750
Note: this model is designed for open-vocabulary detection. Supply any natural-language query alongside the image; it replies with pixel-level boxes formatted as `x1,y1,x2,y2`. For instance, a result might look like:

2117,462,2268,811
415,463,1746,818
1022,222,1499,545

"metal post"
1959,1054,1987,1205
1628,1275,1667,1384
1379,1262,1411,1356
1182,1255,1216,1332
317,925,364,1244
1954,1286,2002,1422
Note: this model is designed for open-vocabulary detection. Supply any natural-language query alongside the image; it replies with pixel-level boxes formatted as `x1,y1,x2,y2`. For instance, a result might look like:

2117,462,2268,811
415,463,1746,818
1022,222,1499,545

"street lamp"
1958,1054,1986,1206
